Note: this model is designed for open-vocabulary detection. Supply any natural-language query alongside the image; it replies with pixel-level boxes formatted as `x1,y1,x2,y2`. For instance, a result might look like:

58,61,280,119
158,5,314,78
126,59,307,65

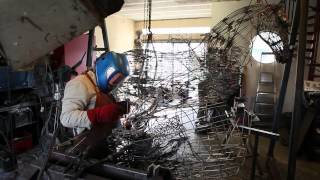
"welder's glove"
116,100,131,114
87,103,124,125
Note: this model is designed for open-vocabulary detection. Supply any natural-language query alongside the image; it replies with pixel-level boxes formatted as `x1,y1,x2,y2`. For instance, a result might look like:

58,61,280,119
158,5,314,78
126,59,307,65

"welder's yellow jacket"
60,71,97,134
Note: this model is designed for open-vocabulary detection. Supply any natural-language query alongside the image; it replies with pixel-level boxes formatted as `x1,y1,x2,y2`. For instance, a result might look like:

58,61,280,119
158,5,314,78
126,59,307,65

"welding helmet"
95,52,129,93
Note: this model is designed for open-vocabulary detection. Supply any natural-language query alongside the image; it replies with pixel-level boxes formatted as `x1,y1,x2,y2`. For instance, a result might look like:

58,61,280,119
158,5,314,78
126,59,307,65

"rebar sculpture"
107,3,288,179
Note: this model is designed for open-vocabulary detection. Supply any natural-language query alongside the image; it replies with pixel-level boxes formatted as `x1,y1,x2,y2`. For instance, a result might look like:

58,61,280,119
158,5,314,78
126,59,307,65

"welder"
60,52,130,136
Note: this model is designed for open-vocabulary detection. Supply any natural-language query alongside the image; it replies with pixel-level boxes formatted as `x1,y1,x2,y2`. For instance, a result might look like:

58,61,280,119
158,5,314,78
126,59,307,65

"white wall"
211,0,253,27
211,0,282,27
95,15,135,53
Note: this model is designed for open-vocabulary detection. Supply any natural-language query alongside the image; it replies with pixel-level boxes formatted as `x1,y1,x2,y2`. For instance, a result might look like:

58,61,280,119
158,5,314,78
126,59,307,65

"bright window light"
251,32,281,64
142,27,211,35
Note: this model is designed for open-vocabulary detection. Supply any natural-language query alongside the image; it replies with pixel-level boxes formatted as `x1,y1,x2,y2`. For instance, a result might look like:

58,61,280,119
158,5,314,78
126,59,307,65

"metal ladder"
254,52,276,129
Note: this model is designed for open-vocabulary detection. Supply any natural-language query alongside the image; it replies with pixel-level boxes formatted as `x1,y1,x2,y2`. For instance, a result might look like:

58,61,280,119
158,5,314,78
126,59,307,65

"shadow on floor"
228,135,320,180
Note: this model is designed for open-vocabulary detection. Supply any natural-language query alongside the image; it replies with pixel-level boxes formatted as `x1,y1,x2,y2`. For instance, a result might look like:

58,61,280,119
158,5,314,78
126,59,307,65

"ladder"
306,0,320,80
254,52,276,129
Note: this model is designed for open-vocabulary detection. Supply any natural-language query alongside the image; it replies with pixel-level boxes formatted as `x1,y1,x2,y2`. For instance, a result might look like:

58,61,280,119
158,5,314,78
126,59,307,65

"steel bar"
94,48,109,51
287,0,308,179
239,125,279,138
86,29,95,69
268,0,300,157
100,20,110,52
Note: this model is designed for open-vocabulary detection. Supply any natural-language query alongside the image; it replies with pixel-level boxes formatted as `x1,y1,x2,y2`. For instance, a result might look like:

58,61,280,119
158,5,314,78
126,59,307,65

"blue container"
0,66,34,92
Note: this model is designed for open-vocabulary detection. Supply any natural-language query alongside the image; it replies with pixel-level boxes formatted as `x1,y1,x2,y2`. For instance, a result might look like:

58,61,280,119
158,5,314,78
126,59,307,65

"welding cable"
37,102,61,180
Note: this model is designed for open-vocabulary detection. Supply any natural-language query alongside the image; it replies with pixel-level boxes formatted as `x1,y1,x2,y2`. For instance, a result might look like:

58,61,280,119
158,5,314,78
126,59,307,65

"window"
142,42,205,78
250,32,281,64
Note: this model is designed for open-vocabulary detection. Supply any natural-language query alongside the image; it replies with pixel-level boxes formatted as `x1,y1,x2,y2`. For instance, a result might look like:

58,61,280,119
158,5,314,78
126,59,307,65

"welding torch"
117,99,132,129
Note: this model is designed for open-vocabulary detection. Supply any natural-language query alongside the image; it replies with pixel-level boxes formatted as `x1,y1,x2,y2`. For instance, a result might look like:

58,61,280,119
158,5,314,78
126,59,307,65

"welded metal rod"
268,0,300,157
239,125,280,138
86,29,95,68
287,0,308,179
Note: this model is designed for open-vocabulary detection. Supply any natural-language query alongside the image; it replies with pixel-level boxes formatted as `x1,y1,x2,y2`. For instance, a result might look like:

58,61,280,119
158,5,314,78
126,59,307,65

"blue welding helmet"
95,52,129,93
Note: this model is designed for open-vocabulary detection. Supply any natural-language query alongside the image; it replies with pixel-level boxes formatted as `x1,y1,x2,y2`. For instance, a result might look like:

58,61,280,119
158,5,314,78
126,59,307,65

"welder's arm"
87,99,130,125
60,80,92,129
87,103,124,125
61,79,130,128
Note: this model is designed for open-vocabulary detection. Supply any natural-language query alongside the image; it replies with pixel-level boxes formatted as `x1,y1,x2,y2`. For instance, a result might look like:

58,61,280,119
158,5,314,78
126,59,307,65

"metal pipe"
90,163,150,180
268,0,300,157
100,20,110,52
86,29,95,69
50,152,150,180
287,0,308,179
94,48,109,51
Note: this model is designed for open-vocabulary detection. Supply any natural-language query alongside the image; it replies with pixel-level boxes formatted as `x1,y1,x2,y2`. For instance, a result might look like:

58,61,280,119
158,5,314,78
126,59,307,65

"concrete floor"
229,135,320,180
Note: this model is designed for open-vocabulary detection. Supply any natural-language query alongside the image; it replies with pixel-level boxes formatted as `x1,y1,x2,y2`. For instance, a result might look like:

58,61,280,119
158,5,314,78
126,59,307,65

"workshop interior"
0,0,320,179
